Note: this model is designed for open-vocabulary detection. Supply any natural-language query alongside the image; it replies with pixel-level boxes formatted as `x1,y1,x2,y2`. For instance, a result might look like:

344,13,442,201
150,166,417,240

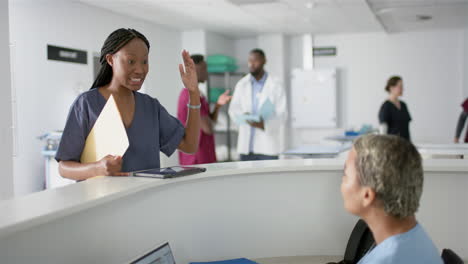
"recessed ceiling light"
305,1,315,9
376,7,396,15
416,15,432,21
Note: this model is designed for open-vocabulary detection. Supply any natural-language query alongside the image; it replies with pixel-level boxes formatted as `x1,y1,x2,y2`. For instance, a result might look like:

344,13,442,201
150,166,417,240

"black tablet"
130,166,206,179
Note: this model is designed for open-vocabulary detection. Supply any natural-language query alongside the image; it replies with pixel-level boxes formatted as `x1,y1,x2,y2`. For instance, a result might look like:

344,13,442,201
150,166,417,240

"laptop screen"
130,242,176,264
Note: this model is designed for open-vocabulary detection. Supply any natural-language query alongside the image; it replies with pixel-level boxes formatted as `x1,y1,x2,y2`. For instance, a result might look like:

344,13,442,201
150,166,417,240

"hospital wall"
286,30,466,147
206,31,236,57
317,30,463,144
7,1,468,197
232,30,466,147
181,29,236,93
9,1,183,196
0,0,14,200
181,30,207,55
234,38,257,73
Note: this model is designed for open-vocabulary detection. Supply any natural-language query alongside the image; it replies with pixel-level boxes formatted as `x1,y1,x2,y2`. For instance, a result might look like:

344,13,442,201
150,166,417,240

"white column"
181,29,207,55
302,34,313,70
0,0,14,200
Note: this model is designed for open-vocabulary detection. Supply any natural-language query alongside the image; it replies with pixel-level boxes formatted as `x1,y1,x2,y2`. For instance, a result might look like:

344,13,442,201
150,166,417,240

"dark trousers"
240,153,279,161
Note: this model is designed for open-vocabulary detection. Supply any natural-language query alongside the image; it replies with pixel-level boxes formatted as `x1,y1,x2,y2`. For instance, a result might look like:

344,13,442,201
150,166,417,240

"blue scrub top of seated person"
55,88,185,172
358,223,443,264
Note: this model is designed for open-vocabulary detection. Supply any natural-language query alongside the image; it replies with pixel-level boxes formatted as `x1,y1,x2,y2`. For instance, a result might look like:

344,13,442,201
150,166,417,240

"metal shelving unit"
207,71,245,161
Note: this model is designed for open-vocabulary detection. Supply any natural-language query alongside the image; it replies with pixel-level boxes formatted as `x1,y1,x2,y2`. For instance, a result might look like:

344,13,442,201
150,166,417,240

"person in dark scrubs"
378,76,412,141
454,98,468,143
55,28,201,181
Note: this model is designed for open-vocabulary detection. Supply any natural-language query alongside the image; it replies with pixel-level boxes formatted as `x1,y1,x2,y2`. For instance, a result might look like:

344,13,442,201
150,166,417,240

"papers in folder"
236,98,275,125
80,94,129,163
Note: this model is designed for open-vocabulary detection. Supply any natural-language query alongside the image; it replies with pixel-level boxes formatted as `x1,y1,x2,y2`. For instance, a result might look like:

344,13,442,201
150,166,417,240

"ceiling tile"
77,0,465,37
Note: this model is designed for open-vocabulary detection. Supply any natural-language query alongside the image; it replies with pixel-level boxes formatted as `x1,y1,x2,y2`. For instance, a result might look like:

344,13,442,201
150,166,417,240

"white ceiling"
78,0,468,37
368,0,468,33
78,0,382,37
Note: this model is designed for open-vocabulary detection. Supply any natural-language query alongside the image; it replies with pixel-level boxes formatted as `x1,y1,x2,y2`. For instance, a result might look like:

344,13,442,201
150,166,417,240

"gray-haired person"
341,134,443,264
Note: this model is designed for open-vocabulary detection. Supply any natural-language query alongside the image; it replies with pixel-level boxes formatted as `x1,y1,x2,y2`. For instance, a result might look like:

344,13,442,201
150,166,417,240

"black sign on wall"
313,47,337,57
47,45,87,64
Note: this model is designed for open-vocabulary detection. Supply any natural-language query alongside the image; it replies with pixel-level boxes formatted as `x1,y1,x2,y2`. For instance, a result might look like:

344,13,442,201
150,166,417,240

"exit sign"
313,47,337,57
47,45,87,64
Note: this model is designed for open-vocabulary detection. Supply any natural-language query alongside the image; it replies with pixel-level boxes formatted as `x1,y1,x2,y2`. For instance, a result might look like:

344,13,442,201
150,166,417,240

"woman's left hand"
179,50,198,93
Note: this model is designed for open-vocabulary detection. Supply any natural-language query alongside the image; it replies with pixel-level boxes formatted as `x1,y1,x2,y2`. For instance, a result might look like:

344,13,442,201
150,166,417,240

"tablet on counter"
130,166,206,179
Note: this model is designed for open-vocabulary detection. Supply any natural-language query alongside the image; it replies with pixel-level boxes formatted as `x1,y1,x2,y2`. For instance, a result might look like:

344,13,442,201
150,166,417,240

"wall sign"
313,47,337,57
47,45,87,64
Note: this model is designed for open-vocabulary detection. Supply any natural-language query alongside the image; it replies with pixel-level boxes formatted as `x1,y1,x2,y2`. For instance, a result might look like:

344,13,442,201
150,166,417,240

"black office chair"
327,219,375,264
441,249,464,264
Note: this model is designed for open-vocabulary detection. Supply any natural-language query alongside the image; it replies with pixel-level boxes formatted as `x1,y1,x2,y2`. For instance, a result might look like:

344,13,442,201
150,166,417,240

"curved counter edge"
0,158,466,239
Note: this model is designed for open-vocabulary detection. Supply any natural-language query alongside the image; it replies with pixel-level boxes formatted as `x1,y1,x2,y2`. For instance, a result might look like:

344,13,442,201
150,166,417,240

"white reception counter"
0,159,467,264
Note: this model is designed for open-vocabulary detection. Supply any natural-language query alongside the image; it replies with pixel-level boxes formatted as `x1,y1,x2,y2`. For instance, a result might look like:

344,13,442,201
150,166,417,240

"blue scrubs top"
358,224,443,264
55,88,185,172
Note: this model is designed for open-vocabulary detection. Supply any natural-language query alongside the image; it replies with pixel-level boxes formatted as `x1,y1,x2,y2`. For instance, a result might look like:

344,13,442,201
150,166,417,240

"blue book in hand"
259,99,275,121
190,258,258,264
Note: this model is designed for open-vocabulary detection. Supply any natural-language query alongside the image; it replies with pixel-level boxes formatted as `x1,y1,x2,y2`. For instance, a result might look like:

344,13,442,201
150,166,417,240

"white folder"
80,94,129,163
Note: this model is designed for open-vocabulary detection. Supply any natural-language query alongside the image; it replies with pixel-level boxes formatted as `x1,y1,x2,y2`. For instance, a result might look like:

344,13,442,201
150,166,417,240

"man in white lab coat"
229,49,287,161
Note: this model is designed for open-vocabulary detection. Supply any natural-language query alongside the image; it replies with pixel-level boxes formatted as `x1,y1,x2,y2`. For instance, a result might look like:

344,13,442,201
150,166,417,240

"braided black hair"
91,28,150,89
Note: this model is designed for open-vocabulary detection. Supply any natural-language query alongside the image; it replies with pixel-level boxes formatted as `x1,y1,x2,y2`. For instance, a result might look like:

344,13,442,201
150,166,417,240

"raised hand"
217,90,232,106
179,50,198,93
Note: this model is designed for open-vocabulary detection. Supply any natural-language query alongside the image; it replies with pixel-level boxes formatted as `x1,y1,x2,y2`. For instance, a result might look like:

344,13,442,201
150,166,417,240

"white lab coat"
229,73,288,156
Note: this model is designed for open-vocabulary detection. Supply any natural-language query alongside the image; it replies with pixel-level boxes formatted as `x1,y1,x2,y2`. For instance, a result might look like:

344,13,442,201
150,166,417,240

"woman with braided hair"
55,28,201,180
